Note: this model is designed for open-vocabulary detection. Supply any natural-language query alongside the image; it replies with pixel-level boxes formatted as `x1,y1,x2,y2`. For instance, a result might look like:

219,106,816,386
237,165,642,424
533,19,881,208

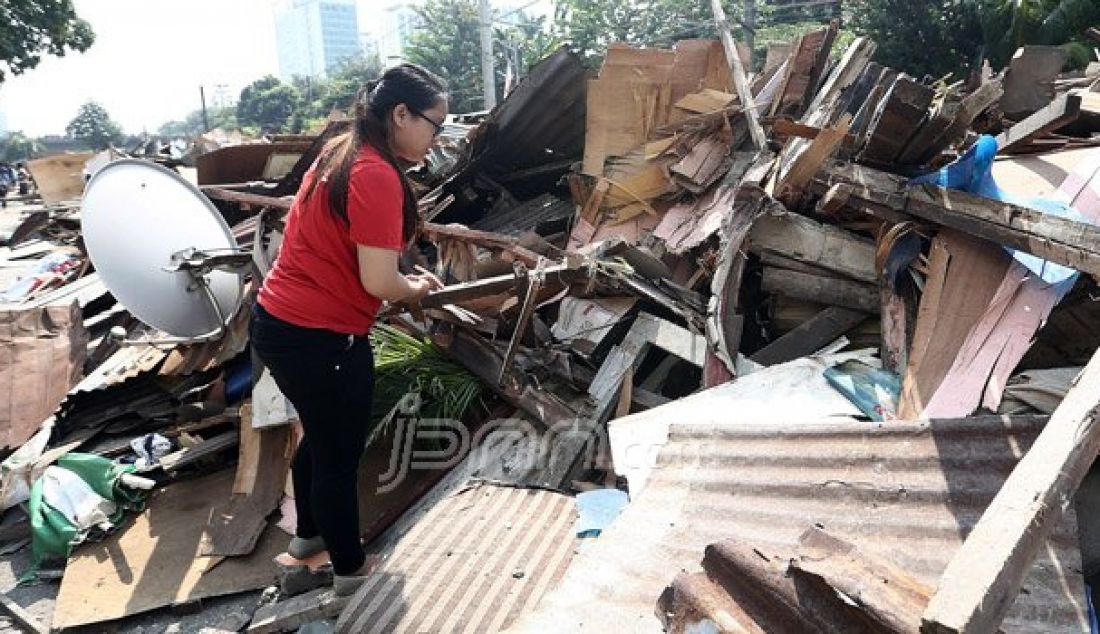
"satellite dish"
82,159,246,340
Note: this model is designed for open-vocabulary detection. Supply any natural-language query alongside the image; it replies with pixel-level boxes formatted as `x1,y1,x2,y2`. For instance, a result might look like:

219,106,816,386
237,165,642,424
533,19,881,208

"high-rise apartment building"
275,0,361,79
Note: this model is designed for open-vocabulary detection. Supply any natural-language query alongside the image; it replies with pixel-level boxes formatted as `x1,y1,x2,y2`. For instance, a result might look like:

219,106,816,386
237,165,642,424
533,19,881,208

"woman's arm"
356,245,441,302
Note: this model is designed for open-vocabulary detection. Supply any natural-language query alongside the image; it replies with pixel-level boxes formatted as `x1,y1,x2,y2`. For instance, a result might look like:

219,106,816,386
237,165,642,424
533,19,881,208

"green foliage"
847,0,1099,79
977,0,1100,69
0,0,95,83
552,0,727,66
0,131,43,162
65,101,122,150
406,0,485,112
236,75,301,134
368,325,482,448
314,54,385,114
496,13,563,85
157,107,238,138
847,0,984,79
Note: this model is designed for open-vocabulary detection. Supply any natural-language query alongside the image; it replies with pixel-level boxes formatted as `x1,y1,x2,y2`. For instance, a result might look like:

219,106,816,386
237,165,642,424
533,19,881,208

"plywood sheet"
26,153,94,204
898,230,1012,418
52,469,283,630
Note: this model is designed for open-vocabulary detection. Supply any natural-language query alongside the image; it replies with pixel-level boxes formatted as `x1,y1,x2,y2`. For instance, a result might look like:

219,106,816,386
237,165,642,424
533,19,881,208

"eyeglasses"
408,107,445,138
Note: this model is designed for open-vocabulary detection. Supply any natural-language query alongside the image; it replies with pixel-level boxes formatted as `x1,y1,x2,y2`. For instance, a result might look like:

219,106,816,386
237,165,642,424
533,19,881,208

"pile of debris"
0,17,1099,634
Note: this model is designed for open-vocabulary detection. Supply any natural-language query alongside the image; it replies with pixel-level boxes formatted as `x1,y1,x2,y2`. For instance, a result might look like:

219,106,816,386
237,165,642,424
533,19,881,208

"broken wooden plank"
896,98,961,166
709,0,767,149
420,262,582,309
919,79,1004,163
860,76,936,164
817,162,1100,278
761,267,879,313
997,90,1085,152
777,113,852,203
770,25,837,119
159,430,239,472
1001,46,1070,118
921,346,1100,634
249,588,347,634
748,210,877,283
204,420,293,557
750,306,866,366
880,284,910,374
672,89,735,114
896,230,1011,420
499,264,543,385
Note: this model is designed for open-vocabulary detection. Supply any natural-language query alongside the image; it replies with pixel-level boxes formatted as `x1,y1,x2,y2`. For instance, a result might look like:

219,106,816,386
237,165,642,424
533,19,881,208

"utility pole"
199,86,210,133
478,0,496,110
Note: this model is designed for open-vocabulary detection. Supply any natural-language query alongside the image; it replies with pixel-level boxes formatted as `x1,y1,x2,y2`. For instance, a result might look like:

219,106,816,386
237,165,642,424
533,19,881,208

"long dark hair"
302,63,447,244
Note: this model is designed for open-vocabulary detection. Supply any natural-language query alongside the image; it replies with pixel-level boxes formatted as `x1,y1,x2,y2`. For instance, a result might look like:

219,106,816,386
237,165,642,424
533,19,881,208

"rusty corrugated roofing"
509,416,1089,633
434,48,587,224
338,482,578,634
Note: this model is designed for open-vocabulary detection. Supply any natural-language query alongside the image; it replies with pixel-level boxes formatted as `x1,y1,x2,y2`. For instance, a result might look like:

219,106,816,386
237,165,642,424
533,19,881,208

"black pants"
250,303,376,575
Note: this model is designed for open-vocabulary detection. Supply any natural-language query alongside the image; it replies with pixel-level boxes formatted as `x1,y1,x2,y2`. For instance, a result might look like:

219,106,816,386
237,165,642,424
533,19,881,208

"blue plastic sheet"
575,488,629,538
909,134,1084,290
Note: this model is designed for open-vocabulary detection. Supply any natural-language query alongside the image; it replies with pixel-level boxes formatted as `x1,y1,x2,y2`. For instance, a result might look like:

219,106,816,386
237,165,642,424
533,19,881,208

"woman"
250,63,447,596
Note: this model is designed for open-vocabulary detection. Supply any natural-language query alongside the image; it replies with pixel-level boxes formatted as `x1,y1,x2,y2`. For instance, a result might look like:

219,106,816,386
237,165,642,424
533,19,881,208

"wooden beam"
880,284,909,373
749,210,878,283
421,223,543,267
777,113,852,203
203,188,292,210
761,267,879,313
919,79,1003,162
996,90,1084,151
419,262,582,309
817,163,1100,278
750,306,866,366
709,0,767,149
159,431,238,471
921,347,1100,633
498,264,543,384
860,76,936,164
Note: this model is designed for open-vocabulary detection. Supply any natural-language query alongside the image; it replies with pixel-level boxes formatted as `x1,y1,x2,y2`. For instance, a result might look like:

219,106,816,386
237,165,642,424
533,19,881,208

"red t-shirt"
258,144,405,334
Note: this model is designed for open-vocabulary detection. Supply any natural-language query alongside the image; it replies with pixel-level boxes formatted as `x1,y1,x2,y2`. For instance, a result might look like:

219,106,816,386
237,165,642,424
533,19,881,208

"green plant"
367,325,483,448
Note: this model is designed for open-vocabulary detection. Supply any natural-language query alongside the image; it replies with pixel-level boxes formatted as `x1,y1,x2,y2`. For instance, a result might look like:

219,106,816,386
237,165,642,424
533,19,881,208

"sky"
0,0,551,137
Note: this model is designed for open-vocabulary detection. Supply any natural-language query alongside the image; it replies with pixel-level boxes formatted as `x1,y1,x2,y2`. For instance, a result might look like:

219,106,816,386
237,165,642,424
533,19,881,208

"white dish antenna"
82,159,249,342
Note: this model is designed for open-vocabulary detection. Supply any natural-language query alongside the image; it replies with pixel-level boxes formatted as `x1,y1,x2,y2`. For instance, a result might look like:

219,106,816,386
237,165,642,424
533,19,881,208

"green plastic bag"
23,453,145,582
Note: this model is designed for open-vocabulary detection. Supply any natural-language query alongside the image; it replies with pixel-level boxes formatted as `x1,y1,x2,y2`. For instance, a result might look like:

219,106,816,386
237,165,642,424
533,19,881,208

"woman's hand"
404,271,443,301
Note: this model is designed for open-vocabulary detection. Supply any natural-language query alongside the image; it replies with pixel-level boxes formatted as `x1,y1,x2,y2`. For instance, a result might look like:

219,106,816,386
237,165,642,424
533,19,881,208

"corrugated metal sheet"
434,48,587,224
473,193,574,236
337,482,578,634
510,416,1089,633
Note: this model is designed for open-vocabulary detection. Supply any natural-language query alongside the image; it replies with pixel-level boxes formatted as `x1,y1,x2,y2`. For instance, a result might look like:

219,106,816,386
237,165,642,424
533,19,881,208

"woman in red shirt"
250,63,446,596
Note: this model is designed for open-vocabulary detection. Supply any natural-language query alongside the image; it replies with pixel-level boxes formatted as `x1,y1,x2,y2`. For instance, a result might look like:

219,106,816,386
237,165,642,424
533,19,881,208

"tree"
0,0,95,83
65,101,122,150
495,12,562,90
317,53,385,114
552,0,732,66
847,0,984,79
405,0,485,112
977,0,1100,69
237,76,301,133
0,131,43,162
848,0,1100,80
157,107,238,138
